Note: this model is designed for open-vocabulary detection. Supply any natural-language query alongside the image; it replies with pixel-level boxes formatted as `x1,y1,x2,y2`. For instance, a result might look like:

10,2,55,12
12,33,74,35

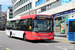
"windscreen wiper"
44,23,54,30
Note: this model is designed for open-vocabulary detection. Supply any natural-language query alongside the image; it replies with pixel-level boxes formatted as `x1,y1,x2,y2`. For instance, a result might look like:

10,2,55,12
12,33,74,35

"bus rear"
68,19,75,41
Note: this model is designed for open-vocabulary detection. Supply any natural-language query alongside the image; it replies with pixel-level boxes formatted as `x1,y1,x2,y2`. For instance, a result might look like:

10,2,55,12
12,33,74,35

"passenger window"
16,19,28,30
7,21,12,29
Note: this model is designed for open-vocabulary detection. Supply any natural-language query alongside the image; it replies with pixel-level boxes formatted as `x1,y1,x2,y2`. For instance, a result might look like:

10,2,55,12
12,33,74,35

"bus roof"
7,14,53,21
20,14,53,19
20,15,36,19
69,17,75,19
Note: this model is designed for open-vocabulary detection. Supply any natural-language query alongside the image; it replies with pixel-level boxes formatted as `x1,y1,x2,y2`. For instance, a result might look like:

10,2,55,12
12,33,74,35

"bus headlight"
32,33,34,35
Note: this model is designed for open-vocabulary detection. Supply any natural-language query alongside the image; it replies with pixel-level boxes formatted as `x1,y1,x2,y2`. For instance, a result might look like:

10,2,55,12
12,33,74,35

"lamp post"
29,0,30,15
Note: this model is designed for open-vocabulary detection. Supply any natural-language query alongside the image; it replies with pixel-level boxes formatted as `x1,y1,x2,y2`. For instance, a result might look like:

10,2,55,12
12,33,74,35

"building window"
26,5,27,10
30,3,32,8
22,7,23,12
24,6,26,11
24,0,25,3
36,3,51,13
36,8,41,14
10,9,12,12
14,0,29,11
9,13,13,15
28,3,32,9
41,6,46,12
14,3,32,16
46,4,51,10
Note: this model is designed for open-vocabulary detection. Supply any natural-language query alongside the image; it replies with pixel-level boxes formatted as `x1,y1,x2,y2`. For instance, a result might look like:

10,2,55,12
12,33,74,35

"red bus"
6,14,54,41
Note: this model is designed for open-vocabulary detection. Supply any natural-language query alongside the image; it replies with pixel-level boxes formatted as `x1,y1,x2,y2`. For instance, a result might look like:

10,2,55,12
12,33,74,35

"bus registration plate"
43,38,47,39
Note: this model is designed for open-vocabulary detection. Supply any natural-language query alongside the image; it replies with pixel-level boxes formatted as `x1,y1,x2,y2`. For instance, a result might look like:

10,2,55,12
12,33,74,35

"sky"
0,0,12,12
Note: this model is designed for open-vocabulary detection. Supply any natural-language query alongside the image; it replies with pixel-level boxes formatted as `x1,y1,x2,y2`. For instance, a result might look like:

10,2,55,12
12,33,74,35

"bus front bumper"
32,36,54,40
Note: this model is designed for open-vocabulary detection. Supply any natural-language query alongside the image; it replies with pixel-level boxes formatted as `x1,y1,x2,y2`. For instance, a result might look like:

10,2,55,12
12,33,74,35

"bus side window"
23,19,28,31
18,20,23,30
11,21,17,30
6,21,10,29
7,22,10,29
17,19,28,31
7,21,12,29
15,20,19,30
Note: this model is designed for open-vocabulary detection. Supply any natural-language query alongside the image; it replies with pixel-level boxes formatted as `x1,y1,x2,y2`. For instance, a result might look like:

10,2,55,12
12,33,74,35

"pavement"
0,31,75,50
55,36,74,43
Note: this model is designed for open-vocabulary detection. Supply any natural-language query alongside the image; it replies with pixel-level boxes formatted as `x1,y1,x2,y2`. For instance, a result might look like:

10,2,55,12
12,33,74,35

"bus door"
68,20,75,41
54,20,67,37
25,18,33,40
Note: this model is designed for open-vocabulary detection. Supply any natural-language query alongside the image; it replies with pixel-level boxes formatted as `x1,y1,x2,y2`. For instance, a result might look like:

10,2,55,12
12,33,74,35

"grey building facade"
0,4,2,29
0,4,7,30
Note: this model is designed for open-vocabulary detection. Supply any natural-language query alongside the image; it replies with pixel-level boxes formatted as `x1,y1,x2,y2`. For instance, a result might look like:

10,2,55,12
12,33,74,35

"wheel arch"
23,33,26,38
10,31,12,35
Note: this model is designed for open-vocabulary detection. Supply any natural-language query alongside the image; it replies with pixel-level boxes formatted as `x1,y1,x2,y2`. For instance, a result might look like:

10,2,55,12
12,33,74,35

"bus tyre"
10,32,12,38
23,34,27,41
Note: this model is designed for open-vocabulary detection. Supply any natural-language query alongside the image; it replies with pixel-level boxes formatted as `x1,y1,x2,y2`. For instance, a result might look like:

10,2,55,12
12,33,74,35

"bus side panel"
24,31,32,40
68,32,75,41
12,30,24,38
74,33,75,41
6,30,11,36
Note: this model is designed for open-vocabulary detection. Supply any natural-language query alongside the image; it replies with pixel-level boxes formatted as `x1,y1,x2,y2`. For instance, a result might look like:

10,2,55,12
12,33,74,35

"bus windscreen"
33,19,53,32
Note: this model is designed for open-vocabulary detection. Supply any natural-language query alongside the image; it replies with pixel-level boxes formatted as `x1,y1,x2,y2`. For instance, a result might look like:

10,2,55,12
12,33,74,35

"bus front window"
33,19,53,32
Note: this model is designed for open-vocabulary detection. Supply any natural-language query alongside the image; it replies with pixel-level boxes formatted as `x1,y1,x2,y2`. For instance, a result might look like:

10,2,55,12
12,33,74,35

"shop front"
54,9,75,37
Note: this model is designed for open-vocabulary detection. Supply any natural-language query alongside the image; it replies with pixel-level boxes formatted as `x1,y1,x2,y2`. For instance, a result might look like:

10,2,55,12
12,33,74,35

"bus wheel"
10,32,12,38
23,34,27,41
